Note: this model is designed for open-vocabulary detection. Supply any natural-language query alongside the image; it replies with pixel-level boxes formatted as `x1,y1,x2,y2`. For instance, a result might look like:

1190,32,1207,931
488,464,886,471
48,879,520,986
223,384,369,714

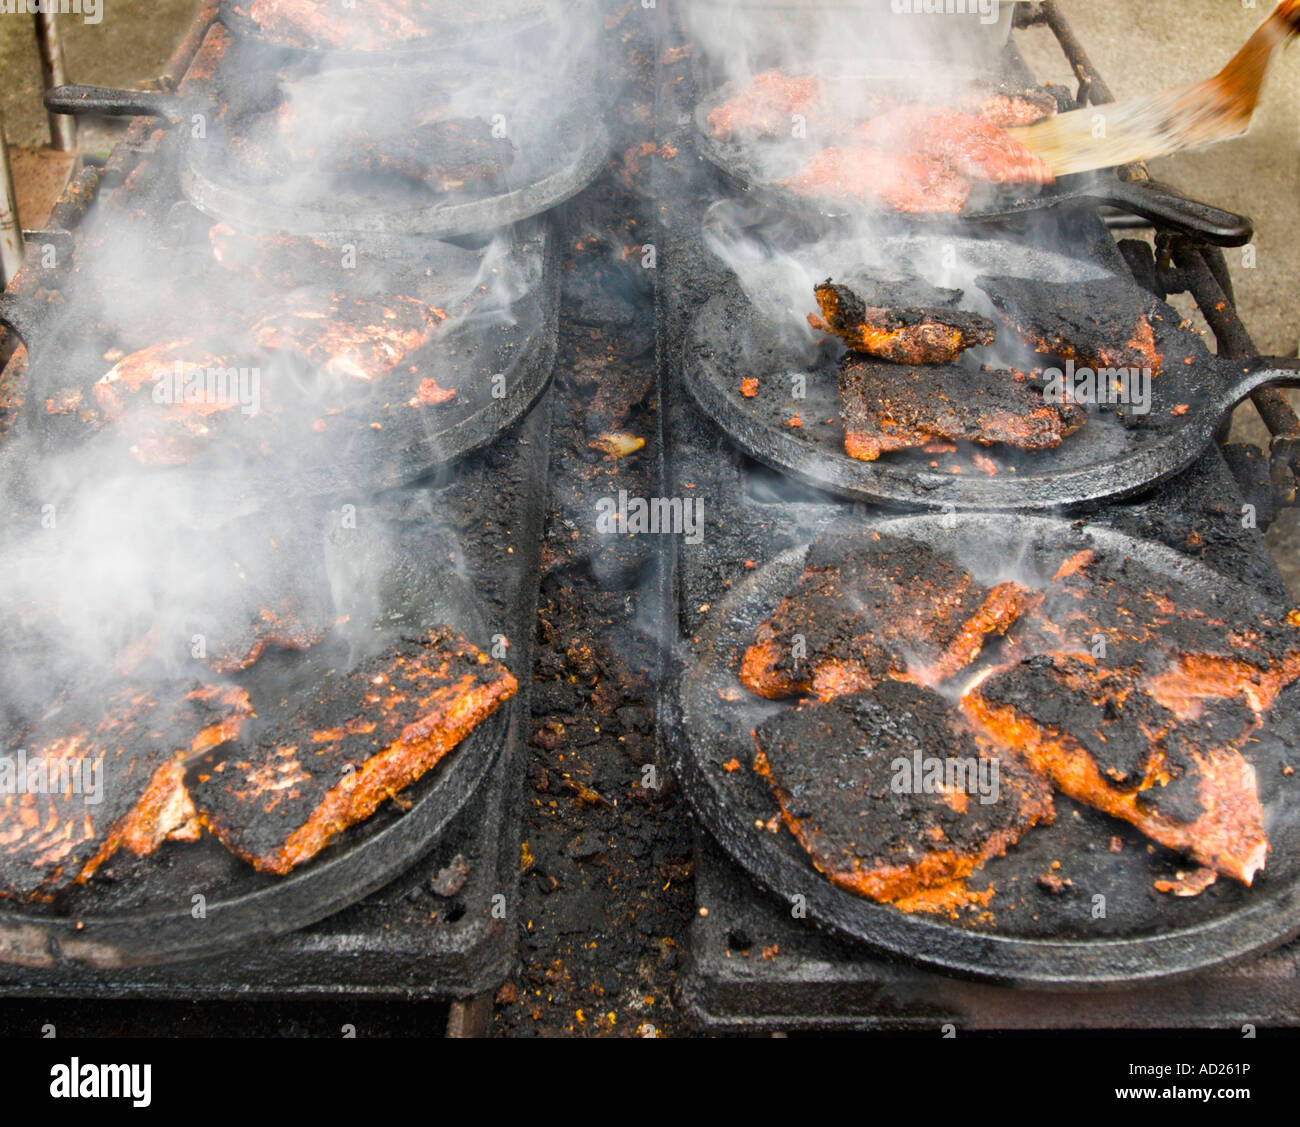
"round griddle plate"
684,234,1291,511
12,221,558,529
0,500,511,969
181,45,611,240
667,513,1300,987
181,113,610,240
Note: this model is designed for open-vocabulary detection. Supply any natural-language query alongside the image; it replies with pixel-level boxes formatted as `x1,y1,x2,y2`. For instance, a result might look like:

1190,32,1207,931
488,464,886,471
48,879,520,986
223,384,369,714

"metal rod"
35,11,77,153
1037,1,1150,184
1171,239,1300,495
1039,0,1116,106
0,114,25,286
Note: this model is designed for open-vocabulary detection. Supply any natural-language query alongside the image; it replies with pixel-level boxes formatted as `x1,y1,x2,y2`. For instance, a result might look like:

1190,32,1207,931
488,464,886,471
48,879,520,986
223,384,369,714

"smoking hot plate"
666,511,1300,986
684,233,1299,511
0,493,512,970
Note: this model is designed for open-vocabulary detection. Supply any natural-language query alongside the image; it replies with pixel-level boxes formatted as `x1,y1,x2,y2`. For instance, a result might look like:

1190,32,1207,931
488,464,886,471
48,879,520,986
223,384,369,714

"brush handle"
1085,178,1254,246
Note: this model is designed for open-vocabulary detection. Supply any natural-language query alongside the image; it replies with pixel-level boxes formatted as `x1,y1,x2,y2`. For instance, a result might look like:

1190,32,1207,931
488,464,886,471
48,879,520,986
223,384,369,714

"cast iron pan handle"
44,85,188,122
1086,178,1255,247
1216,357,1300,419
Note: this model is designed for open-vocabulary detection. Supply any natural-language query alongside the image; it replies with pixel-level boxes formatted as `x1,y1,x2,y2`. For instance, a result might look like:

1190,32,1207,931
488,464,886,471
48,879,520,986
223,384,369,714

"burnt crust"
838,355,1085,461
0,683,250,901
741,525,1032,698
975,274,1163,375
190,628,515,874
754,683,1053,902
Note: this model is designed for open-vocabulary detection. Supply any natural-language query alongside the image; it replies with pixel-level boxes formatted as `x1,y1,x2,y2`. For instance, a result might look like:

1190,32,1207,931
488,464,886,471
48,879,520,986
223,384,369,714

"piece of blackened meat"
1004,549,1300,717
855,105,1054,185
740,525,1040,700
963,547,1300,883
976,274,1163,376
191,629,516,874
783,146,972,214
754,683,1053,906
964,655,1268,884
838,356,1085,462
0,684,251,901
812,274,996,364
251,290,445,382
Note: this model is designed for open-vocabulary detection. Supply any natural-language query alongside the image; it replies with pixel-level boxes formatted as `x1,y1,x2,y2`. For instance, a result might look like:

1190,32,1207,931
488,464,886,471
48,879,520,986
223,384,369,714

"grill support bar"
1168,238,1300,501
35,12,77,153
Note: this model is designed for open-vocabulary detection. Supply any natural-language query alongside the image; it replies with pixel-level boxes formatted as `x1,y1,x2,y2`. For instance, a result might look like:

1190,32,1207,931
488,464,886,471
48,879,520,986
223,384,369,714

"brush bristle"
1009,1,1295,176
1011,86,1253,176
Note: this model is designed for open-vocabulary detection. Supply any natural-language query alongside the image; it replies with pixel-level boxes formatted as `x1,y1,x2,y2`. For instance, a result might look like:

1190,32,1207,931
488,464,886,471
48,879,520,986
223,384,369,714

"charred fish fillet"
1004,548,1300,707
740,526,1040,700
754,683,1054,905
191,629,516,875
976,274,1164,376
783,145,972,213
251,290,446,382
964,655,1268,883
812,274,996,364
839,356,1085,462
0,684,251,901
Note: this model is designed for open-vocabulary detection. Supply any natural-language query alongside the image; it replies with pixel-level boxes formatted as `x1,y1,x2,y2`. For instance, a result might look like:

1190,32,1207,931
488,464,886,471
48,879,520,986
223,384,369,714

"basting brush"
1009,0,1300,177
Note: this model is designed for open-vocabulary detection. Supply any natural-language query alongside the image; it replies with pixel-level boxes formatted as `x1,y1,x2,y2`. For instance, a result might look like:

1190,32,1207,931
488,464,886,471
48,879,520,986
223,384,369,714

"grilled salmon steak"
251,290,446,382
0,683,251,901
740,526,1040,700
839,357,1086,462
976,274,1164,376
812,274,997,364
191,629,516,875
754,683,1054,906
783,145,972,213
